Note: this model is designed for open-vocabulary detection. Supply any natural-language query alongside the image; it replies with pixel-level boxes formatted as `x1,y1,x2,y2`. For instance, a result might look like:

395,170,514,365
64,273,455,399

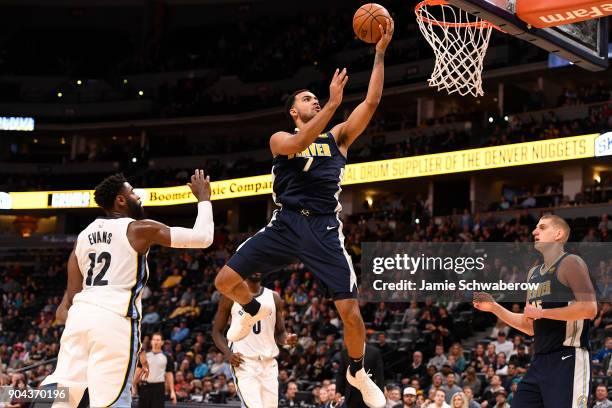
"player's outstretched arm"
473,292,534,336
273,291,297,347
524,256,597,321
129,170,214,253
332,18,394,152
212,295,245,367
270,68,348,156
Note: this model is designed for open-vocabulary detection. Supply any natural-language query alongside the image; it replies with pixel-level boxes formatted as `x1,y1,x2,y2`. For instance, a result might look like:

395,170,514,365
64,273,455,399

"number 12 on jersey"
86,252,111,286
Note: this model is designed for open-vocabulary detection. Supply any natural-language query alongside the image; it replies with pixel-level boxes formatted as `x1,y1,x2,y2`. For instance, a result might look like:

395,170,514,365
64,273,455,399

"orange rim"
415,0,503,31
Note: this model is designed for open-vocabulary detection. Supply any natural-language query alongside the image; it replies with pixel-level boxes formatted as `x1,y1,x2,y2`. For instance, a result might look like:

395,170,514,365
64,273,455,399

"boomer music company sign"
143,175,273,206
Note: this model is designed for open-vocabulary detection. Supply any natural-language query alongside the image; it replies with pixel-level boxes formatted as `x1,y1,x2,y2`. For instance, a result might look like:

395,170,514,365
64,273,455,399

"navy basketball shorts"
227,208,358,300
511,347,590,408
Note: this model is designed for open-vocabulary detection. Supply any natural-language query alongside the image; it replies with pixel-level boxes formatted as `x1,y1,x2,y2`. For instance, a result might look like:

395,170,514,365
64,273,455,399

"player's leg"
260,358,279,408
511,358,545,408
40,303,88,408
220,209,300,341
540,348,590,408
300,214,384,408
231,359,265,408
86,305,139,408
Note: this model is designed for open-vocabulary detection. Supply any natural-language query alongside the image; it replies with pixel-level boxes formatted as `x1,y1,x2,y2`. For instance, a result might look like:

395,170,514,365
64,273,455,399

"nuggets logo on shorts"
576,394,587,408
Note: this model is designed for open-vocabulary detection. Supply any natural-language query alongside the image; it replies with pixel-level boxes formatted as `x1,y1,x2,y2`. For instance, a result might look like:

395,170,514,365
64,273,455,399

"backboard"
447,0,609,70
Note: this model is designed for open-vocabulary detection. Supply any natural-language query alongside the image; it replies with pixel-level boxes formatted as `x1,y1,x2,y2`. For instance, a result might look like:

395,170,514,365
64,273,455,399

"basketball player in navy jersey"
214,19,394,408
473,214,597,408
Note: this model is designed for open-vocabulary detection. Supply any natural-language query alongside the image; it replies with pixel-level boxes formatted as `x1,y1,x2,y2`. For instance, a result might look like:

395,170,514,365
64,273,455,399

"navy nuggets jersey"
527,253,590,354
272,131,346,214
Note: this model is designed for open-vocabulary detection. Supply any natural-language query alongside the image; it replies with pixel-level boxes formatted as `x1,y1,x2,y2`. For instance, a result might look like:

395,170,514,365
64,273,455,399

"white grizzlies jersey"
230,288,278,358
72,217,148,320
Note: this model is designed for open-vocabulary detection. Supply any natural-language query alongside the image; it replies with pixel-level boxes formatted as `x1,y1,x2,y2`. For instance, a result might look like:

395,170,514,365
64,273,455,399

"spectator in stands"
279,381,298,407
193,354,209,379
406,350,427,380
441,373,462,404
450,392,469,408
427,389,450,408
428,345,448,371
378,333,392,356
224,380,240,403
493,353,508,376
592,337,612,363
492,389,510,408
449,343,467,372
394,386,417,408
462,386,481,408
460,367,481,397
508,345,529,371
209,352,232,379
598,214,612,231
386,384,402,408
481,375,504,407
492,332,512,357
170,320,190,343
592,384,612,408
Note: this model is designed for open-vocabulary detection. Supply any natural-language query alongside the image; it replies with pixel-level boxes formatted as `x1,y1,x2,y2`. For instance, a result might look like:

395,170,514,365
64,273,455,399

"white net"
415,1,494,97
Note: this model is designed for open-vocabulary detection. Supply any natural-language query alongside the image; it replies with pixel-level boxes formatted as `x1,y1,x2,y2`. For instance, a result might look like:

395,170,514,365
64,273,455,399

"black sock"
348,354,364,376
241,298,261,316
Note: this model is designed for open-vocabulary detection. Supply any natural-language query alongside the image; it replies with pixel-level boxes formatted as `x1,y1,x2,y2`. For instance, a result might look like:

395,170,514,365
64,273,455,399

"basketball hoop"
415,0,501,97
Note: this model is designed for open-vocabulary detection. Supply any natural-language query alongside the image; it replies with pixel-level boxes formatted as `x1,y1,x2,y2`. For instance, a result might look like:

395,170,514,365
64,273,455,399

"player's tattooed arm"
526,255,597,321
212,295,245,367
273,292,297,347
333,18,394,153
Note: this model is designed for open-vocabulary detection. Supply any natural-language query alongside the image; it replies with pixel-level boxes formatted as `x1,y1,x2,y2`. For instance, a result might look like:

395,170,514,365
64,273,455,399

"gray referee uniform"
138,351,173,408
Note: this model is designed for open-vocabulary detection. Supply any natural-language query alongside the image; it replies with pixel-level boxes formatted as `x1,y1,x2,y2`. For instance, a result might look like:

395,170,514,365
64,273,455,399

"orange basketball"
353,3,391,44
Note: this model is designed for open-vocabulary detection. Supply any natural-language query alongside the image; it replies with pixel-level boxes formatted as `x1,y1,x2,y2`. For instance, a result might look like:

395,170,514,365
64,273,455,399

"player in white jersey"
212,272,297,408
41,169,215,408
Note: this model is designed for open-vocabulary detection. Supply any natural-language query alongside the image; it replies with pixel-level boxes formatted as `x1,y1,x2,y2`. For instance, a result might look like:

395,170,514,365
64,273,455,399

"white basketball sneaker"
346,368,386,408
226,304,272,342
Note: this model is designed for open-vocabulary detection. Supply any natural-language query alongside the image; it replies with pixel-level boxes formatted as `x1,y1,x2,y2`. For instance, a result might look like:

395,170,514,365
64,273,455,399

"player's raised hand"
226,352,245,367
524,304,543,320
328,68,348,108
187,169,211,202
375,18,394,53
473,292,496,312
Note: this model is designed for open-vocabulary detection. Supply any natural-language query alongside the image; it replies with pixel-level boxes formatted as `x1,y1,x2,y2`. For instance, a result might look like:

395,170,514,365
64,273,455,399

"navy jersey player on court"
212,272,298,408
42,170,214,408
214,19,394,408
473,215,597,408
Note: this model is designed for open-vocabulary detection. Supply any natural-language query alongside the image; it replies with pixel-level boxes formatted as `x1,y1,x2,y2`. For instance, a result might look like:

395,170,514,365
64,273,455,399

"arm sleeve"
170,201,214,248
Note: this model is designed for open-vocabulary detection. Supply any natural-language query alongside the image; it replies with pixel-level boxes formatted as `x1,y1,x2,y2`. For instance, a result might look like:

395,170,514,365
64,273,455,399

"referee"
135,333,177,407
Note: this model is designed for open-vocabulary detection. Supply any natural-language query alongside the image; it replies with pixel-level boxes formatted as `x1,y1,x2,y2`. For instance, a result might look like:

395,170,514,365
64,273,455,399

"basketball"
353,3,391,43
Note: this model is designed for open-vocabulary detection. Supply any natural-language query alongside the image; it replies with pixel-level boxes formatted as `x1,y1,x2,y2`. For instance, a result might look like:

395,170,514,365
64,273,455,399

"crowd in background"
1,205,612,407
2,94,610,194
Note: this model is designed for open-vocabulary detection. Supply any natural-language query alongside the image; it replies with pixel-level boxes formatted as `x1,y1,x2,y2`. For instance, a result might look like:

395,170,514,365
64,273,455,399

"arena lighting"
488,117,494,123
138,90,144,96
123,79,128,84
504,116,509,122
131,157,138,163
2,133,602,210
415,218,420,224
0,117,35,131
57,92,63,98
76,80,82,85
